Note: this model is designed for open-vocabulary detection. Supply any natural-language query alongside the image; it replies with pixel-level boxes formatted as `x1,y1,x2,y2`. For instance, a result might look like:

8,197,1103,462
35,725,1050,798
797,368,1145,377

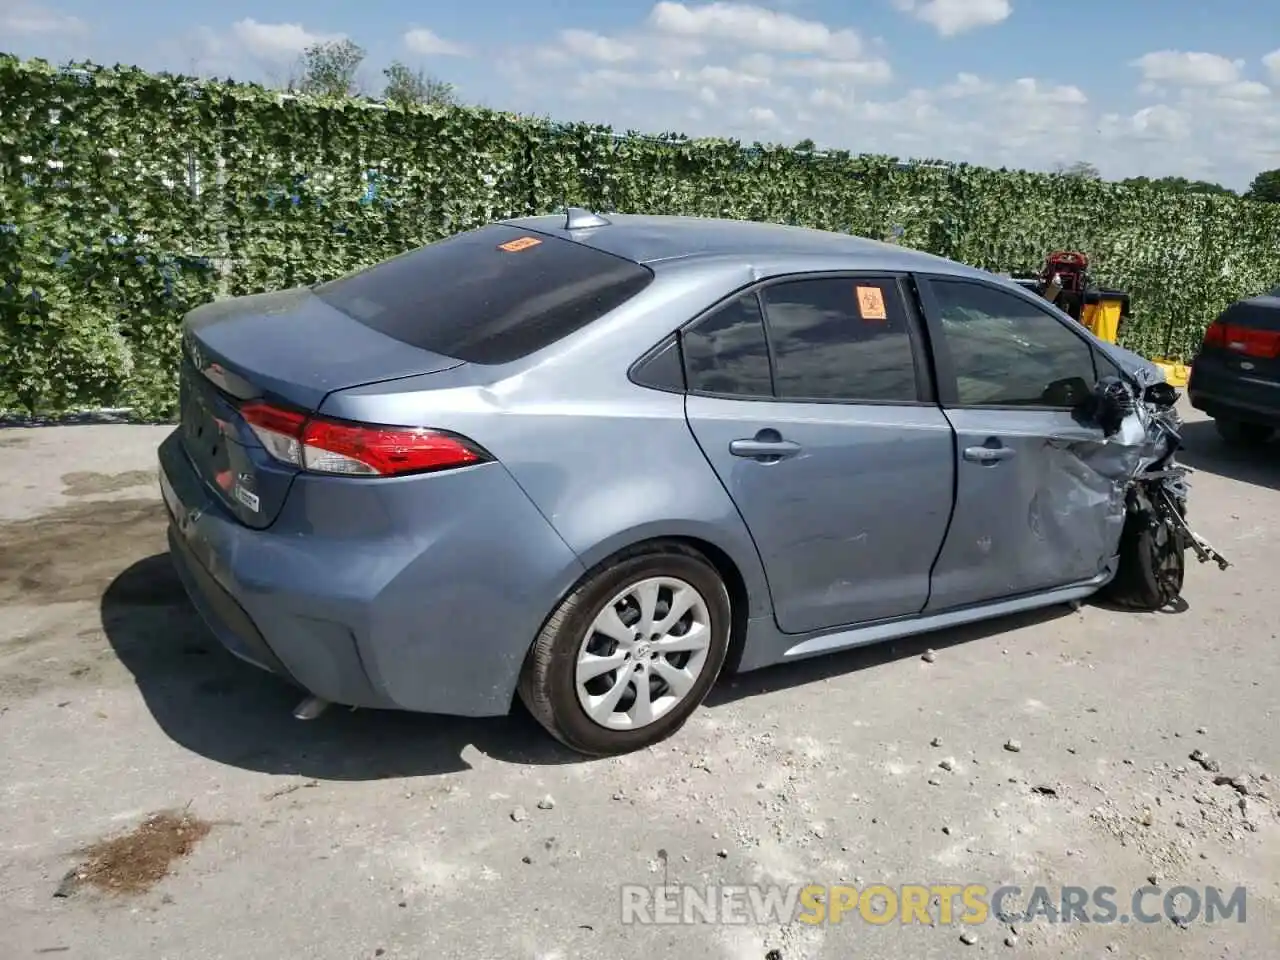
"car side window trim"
644,270,938,406
913,273,1106,411
752,288,781,398
627,333,687,394
898,275,936,404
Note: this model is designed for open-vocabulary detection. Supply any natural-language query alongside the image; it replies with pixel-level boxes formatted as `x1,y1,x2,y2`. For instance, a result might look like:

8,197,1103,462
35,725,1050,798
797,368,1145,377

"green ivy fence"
4,55,1280,418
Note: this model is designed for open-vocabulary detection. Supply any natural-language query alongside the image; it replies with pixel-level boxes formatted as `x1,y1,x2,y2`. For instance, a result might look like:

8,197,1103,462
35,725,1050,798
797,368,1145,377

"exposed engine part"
1153,483,1230,571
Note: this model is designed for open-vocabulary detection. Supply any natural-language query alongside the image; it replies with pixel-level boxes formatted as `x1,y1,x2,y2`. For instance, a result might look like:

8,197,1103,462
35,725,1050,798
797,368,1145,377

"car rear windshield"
313,224,654,365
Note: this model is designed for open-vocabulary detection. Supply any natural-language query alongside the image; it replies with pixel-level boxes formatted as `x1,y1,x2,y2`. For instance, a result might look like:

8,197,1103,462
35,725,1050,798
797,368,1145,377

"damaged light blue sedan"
157,211,1228,757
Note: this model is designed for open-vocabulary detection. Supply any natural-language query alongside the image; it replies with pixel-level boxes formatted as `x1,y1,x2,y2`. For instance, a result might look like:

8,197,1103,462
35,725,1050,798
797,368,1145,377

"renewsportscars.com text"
620,883,1247,927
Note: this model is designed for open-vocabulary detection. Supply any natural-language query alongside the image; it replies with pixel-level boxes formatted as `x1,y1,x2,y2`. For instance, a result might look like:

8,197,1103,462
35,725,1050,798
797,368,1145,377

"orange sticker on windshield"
856,285,887,321
498,236,542,252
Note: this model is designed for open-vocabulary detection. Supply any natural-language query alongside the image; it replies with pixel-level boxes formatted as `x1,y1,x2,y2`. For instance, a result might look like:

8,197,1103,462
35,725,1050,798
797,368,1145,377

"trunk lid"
178,288,463,528
1200,294,1280,385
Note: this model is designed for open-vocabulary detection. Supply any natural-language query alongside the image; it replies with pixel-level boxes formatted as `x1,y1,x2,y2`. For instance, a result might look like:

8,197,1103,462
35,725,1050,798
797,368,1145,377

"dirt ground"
0,404,1277,959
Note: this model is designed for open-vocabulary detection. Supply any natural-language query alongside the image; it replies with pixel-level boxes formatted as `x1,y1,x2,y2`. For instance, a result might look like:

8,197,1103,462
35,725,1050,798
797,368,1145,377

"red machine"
1038,251,1091,322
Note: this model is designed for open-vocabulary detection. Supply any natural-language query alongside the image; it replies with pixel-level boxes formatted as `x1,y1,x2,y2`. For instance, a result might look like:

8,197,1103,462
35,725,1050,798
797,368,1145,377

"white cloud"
503,8,1280,188
652,37,710,62
1264,48,1280,83
648,1,864,57
568,67,681,95
140,9,1280,190
785,57,893,84
403,27,468,57
558,29,637,63
1221,80,1271,101
1,2,86,35
541,5,889,90
1132,50,1242,87
697,64,769,89
730,51,892,85
230,19,340,62
1131,104,1190,140
810,88,845,108
1008,77,1087,105
538,23,703,67
893,0,1012,37
937,72,991,98
571,62,774,98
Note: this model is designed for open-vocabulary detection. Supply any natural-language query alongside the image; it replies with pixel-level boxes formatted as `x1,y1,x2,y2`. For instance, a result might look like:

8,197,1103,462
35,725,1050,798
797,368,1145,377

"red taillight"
300,418,485,476
1202,321,1280,359
241,401,306,465
239,401,486,477
1202,321,1226,349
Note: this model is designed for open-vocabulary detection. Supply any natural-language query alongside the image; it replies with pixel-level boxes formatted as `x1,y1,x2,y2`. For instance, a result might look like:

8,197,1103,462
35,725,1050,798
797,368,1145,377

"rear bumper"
1187,360,1280,427
166,522,297,683
157,427,586,717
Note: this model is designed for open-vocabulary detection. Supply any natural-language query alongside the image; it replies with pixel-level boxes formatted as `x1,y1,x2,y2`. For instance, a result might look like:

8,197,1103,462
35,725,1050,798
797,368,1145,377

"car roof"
501,212,987,278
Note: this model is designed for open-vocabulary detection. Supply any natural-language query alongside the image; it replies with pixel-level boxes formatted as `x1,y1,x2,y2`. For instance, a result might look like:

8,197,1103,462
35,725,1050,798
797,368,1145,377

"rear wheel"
1214,417,1274,447
518,543,731,756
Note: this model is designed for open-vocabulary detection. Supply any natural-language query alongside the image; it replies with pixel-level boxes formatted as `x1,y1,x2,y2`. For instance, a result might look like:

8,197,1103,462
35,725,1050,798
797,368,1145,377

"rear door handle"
963,445,1016,464
729,438,801,460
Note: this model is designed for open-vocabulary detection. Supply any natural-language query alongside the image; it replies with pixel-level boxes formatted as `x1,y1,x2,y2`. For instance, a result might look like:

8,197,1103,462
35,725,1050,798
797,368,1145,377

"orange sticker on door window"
856,285,888,320
498,236,542,252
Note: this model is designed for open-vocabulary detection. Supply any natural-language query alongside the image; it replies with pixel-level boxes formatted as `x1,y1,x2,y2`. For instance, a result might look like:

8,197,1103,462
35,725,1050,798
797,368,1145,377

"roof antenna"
564,206,612,230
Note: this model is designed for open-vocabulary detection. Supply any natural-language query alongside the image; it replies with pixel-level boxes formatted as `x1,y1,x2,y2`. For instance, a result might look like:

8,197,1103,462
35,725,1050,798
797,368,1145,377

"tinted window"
631,337,685,392
1095,350,1123,379
931,280,1097,406
760,278,919,402
681,294,773,397
314,224,654,365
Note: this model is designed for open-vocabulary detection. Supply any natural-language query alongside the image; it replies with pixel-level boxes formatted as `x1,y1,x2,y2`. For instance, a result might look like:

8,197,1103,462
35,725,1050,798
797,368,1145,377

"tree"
382,61,457,107
298,39,366,98
1121,175,1235,196
793,138,816,152
1244,169,1280,203
1055,160,1101,180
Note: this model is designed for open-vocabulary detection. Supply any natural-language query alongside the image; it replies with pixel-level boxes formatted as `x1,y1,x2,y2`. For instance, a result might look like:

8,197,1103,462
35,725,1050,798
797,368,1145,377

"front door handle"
963,444,1016,465
729,438,801,461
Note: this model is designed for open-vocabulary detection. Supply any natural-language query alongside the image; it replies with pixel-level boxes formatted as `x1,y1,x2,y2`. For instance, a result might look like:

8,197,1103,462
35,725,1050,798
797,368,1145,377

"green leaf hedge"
4,55,1280,417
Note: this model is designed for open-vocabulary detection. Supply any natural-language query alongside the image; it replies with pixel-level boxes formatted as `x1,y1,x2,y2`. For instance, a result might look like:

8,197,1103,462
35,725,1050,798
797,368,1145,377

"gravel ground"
0,403,1276,959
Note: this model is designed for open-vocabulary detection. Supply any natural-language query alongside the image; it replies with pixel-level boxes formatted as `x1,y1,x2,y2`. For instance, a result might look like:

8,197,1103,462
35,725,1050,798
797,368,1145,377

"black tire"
1103,503,1186,611
1215,417,1274,447
517,541,732,757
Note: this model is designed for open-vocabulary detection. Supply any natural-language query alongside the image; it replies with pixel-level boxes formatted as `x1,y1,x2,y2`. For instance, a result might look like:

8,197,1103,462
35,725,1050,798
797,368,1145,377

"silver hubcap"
575,576,713,731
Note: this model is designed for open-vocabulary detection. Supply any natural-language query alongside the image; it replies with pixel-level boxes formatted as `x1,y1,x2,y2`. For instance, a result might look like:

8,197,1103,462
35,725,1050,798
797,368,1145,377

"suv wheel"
1215,417,1274,447
518,542,731,756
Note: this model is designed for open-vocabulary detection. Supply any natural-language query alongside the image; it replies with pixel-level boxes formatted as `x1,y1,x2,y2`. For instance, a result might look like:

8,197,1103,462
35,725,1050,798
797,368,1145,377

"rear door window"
681,294,775,397
759,277,922,402
314,224,654,365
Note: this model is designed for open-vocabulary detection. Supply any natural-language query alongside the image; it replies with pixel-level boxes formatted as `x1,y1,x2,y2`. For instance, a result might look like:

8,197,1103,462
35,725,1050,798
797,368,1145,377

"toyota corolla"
157,210,1206,756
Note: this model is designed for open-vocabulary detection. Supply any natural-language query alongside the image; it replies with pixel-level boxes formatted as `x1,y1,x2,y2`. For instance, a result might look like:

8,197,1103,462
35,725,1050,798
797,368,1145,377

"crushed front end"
1087,370,1230,611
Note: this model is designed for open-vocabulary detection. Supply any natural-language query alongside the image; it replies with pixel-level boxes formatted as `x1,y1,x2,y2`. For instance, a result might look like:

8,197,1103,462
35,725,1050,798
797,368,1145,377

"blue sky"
5,0,1279,188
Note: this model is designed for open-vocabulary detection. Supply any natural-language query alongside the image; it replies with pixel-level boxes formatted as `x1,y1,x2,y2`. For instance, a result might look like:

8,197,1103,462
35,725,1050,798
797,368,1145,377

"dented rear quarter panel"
319,258,779,625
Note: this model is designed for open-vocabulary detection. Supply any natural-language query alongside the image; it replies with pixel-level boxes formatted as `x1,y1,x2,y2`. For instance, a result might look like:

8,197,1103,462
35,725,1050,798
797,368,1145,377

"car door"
915,274,1115,612
682,275,955,635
